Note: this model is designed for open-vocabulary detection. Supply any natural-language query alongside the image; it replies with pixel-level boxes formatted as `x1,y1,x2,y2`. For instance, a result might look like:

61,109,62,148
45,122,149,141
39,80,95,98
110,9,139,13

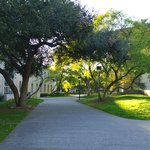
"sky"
76,0,150,20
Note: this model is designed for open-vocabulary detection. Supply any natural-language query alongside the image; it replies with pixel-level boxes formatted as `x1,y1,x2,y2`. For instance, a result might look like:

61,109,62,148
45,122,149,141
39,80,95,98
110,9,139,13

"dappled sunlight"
115,94,150,101
113,98,150,119
82,94,150,120
114,100,146,110
141,48,150,56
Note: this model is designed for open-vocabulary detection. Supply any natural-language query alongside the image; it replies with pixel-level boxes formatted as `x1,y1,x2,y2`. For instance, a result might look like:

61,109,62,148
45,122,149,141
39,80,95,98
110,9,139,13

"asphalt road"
0,97,150,150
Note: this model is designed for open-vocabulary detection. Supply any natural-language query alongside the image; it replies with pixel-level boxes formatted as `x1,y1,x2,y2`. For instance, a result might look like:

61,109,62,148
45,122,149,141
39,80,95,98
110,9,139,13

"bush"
122,90,144,95
0,95,4,102
40,92,69,97
49,92,68,97
40,93,50,97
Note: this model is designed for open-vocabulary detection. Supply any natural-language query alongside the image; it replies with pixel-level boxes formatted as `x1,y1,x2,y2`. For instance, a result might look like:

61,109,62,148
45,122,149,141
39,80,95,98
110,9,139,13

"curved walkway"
0,97,150,150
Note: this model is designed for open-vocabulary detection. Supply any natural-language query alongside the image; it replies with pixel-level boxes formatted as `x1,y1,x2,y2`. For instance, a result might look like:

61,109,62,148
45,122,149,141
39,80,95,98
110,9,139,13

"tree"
128,19,150,73
87,11,150,101
0,0,92,106
66,60,94,95
48,62,67,93
48,52,96,95
85,31,132,102
71,10,145,102
48,10,149,102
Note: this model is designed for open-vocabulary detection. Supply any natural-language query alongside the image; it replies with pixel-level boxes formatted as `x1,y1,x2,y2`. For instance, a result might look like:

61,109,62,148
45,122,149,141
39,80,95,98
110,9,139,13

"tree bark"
109,72,143,94
0,68,19,105
102,80,117,100
17,58,33,107
57,69,64,92
27,75,44,99
89,66,103,102
86,79,92,96
102,66,141,100
17,77,29,106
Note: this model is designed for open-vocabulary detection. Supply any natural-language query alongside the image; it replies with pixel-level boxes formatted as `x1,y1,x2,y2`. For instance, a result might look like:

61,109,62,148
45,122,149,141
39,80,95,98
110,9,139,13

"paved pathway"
0,97,150,150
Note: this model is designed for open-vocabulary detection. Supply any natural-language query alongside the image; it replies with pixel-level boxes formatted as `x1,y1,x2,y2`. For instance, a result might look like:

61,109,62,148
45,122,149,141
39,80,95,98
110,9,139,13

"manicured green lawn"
80,94,150,120
0,98,43,143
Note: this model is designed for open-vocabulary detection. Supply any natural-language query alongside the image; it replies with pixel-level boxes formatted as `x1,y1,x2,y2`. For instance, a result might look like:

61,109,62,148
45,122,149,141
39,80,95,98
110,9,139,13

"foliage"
40,92,68,97
49,92,69,97
80,29,133,101
0,98,43,143
47,57,74,93
80,94,150,120
122,90,144,94
62,80,72,92
0,0,92,106
0,95,4,101
93,10,150,73
93,9,133,32
74,10,149,102
48,10,149,101
48,55,94,94
128,19,150,73
40,93,50,97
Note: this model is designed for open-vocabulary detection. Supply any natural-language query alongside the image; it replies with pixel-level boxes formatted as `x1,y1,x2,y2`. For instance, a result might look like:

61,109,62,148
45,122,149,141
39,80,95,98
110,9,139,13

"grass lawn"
0,98,43,143
79,94,150,120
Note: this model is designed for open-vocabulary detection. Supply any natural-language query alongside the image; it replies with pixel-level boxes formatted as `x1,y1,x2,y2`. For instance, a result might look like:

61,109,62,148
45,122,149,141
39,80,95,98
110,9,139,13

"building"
140,73,150,96
0,70,56,100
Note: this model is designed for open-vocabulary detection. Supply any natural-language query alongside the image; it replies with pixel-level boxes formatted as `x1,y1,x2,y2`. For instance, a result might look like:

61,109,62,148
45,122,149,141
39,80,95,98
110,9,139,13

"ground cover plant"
80,94,150,120
0,98,43,143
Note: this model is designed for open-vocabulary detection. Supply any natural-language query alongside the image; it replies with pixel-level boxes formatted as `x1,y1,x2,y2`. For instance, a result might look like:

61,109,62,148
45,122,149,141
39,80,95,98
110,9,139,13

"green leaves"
128,19,150,73
0,0,93,105
0,0,92,73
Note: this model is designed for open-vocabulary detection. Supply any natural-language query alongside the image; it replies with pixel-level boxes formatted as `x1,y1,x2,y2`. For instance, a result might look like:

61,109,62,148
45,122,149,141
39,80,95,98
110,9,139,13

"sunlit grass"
0,98,43,143
80,94,150,120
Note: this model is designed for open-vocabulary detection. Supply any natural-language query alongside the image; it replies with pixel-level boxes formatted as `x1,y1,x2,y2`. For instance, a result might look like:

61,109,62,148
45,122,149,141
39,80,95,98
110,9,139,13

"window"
50,85,52,93
4,80,8,86
40,86,42,92
4,87,12,94
36,84,38,89
47,84,49,93
4,80,12,94
44,84,46,93
31,83,34,92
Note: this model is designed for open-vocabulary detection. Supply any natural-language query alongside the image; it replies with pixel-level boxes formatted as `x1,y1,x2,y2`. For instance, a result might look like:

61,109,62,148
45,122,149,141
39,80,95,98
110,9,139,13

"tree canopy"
0,0,92,106
63,10,149,102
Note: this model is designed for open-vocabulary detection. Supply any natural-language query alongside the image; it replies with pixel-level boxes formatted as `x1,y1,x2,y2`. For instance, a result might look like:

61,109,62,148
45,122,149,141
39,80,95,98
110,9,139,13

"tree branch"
109,72,143,94
27,75,45,99
0,68,19,105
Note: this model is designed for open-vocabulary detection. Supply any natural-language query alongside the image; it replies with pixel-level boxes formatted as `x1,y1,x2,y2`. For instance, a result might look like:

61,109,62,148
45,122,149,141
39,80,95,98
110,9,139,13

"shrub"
122,90,144,95
40,92,69,97
40,93,50,97
49,92,68,97
0,95,4,102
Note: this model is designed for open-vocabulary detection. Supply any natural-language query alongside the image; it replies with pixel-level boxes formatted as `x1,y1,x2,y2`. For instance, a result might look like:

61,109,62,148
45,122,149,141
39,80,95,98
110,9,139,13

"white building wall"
0,74,4,95
0,70,55,100
141,73,150,96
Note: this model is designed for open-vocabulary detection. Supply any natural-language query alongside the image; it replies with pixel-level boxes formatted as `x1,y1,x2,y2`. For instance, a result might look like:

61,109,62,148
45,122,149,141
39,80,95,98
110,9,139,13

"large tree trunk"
57,69,64,93
85,79,92,96
17,75,30,107
88,66,103,102
102,80,117,100
0,68,19,105
79,77,91,96
96,88,102,102
17,59,33,107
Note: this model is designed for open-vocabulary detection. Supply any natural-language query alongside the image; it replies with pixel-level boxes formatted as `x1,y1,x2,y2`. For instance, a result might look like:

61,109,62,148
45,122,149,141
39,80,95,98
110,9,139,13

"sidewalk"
0,97,150,150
